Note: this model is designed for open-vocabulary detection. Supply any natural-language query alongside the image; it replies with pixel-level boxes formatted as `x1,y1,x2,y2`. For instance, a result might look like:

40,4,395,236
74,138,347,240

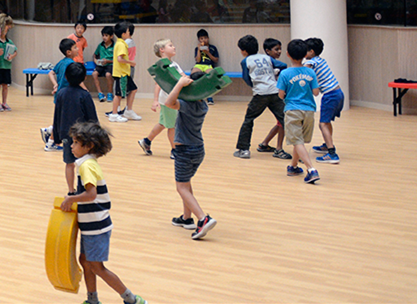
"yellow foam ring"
45,197,82,293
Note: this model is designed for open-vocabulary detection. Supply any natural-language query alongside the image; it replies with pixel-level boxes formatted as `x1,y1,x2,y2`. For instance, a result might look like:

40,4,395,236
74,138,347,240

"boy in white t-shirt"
138,38,185,159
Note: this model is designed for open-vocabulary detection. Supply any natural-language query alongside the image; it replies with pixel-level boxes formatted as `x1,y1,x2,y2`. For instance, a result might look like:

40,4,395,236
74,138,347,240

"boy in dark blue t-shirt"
53,62,98,196
191,29,219,104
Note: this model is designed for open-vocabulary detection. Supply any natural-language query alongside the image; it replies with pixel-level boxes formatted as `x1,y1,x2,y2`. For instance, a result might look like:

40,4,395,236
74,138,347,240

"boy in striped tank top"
305,38,344,164
61,122,147,304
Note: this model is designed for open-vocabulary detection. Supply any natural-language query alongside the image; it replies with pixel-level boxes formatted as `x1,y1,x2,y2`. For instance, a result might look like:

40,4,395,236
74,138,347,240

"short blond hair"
0,14,13,35
153,38,171,58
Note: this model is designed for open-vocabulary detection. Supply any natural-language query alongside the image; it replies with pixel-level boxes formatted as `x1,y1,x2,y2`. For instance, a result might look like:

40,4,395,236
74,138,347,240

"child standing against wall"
0,14,16,112
68,21,88,64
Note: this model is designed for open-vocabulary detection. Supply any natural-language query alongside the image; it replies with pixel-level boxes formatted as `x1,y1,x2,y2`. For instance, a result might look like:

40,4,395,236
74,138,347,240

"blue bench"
23,61,96,97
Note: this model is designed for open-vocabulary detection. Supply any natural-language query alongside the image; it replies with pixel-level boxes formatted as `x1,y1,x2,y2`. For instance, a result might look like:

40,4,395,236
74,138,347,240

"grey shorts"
174,145,205,183
285,110,315,146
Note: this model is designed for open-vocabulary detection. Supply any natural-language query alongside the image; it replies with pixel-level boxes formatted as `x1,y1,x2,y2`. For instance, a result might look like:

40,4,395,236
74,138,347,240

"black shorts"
0,69,11,85
113,75,137,98
94,65,113,77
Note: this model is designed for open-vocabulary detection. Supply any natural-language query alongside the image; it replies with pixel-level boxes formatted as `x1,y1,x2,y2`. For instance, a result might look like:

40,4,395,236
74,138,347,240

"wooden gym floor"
0,86,417,303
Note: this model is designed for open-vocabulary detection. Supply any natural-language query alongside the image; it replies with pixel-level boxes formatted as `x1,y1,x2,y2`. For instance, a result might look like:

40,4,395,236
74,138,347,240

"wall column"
290,0,350,110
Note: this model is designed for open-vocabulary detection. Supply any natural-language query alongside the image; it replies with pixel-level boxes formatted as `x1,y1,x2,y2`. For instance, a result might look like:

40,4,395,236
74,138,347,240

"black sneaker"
105,107,126,117
172,215,196,230
191,215,217,240
257,143,275,152
138,138,152,155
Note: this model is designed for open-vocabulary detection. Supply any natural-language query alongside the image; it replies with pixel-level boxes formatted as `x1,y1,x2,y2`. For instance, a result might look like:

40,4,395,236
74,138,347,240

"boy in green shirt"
0,14,16,112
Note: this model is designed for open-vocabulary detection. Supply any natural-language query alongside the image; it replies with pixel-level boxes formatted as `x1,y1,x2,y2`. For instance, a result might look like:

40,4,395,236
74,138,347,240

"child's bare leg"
148,123,165,141
176,181,205,220
191,67,202,74
205,68,213,73
89,261,127,294
167,128,175,149
292,144,313,169
92,71,102,93
2,84,7,104
79,253,97,293
105,72,113,93
319,122,334,148
262,125,279,146
126,89,137,111
65,163,75,193
276,125,285,150
112,95,121,114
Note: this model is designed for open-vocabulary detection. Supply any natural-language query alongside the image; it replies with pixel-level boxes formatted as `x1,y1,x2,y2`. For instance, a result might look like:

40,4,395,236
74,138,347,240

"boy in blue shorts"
92,26,114,102
61,122,147,304
305,38,344,164
234,35,287,159
191,29,219,105
53,63,98,196
165,73,217,240
138,38,185,159
277,39,320,184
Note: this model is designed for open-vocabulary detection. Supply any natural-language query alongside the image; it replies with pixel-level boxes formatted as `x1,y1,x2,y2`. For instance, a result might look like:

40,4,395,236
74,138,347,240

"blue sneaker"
287,165,304,176
316,153,340,164
40,127,51,144
304,169,320,184
44,143,63,152
312,143,328,154
207,97,214,105
98,92,106,102
107,93,113,102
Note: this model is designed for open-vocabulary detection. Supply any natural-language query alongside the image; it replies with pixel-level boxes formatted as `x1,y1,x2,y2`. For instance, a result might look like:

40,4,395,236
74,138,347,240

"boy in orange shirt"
68,21,88,63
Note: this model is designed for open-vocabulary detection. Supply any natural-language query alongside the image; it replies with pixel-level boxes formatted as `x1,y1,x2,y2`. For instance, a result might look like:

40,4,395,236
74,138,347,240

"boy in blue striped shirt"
61,122,147,304
304,38,344,164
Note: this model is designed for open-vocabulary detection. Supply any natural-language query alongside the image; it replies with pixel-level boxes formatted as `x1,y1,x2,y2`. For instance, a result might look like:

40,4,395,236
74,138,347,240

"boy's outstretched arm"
152,83,161,112
165,75,193,110
271,58,287,71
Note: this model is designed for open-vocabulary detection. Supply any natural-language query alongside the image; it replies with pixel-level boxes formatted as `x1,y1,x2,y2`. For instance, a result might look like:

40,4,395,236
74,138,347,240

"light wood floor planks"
1,87,417,304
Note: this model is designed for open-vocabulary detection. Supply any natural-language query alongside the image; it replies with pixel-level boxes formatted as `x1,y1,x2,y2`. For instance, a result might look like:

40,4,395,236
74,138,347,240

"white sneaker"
123,109,142,121
109,114,128,122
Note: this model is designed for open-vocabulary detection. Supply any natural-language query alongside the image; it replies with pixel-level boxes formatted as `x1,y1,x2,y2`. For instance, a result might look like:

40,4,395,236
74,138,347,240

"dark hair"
74,21,87,30
304,38,324,56
65,63,86,87
190,71,205,80
263,38,281,52
114,22,129,38
101,26,114,36
127,22,135,36
69,122,112,158
59,38,76,56
197,29,209,38
237,35,258,55
287,39,308,61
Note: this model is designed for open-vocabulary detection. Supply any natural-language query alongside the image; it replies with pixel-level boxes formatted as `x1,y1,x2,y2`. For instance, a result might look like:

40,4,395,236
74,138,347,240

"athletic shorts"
0,69,11,85
113,75,137,98
63,138,76,164
159,104,177,129
193,64,213,73
285,110,315,146
80,231,111,262
174,144,205,183
320,88,344,123
94,65,112,77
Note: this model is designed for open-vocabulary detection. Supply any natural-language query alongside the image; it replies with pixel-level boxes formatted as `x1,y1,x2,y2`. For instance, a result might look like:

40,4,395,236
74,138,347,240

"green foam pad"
148,58,232,101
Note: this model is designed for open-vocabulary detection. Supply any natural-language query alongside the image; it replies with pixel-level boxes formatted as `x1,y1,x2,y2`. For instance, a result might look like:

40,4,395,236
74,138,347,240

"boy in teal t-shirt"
0,14,17,112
